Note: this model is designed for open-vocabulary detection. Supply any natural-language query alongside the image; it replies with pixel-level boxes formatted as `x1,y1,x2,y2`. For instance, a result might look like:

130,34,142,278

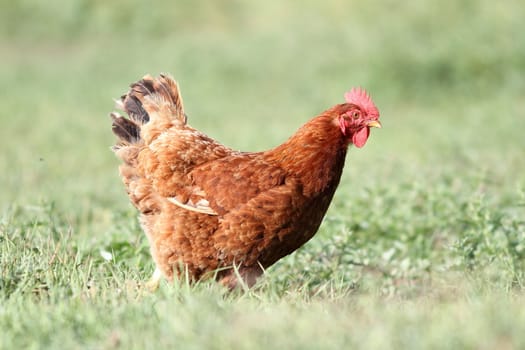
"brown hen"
110,74,381,289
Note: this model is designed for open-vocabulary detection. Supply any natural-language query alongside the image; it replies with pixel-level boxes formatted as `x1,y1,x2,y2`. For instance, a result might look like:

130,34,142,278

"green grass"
1,0,525,348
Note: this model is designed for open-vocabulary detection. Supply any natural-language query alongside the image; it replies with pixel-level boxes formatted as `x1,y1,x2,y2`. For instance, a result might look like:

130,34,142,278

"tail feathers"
110,73,186,147
121,94,149,125
111,112,141,146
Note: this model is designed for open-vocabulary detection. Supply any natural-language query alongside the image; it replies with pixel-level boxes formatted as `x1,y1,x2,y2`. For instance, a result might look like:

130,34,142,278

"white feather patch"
167,197,218,215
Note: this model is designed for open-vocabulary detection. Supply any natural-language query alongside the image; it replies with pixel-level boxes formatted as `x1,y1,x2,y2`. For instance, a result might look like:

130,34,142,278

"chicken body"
111,74,380,289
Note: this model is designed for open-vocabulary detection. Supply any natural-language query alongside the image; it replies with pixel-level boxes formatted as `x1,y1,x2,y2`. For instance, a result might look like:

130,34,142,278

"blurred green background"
1,1,525,348
1,0,523,213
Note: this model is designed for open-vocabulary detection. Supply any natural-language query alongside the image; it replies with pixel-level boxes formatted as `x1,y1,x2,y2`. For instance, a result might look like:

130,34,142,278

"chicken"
110,74,381,289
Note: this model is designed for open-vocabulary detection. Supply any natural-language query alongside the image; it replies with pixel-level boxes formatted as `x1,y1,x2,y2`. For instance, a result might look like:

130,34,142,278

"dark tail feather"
109,77,154,147
110,112,141,145
122,94,150,124
110,73,185,148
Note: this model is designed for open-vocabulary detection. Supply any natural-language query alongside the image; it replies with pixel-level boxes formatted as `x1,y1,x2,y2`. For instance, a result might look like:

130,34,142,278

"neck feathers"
266,111,348,196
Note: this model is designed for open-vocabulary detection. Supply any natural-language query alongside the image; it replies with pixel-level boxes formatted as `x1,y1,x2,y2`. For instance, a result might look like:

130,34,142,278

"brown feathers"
110,74,380,289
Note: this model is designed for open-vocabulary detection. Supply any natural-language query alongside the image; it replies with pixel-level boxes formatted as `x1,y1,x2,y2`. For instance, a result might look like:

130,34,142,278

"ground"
1,1,525,349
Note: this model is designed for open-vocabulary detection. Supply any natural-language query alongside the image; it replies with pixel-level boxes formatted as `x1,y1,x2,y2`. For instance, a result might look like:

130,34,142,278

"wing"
167,154,289,216
212,176,308,267
166,154,311,267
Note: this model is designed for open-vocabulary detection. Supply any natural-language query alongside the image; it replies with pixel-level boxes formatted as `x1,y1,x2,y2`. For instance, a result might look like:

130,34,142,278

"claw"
144,268,162,292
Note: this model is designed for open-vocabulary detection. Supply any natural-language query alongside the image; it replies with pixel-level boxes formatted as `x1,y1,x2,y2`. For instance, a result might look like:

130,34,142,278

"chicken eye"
352,111,360,119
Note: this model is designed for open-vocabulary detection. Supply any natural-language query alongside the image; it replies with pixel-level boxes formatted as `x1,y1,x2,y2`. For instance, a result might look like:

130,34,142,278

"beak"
367,120,382,128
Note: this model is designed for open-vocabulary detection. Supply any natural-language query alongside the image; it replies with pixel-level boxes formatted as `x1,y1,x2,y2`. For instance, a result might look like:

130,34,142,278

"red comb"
344,87,380,119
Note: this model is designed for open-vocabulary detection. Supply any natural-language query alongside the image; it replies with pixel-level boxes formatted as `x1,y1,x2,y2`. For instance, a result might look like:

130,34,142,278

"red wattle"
352,127,370,148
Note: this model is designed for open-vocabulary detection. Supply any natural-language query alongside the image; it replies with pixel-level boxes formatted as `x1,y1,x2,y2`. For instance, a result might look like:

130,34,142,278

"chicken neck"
264,113,348,198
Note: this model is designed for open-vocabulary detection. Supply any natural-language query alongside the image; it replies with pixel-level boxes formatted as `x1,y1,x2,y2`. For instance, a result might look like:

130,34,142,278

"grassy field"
1,0,525,348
